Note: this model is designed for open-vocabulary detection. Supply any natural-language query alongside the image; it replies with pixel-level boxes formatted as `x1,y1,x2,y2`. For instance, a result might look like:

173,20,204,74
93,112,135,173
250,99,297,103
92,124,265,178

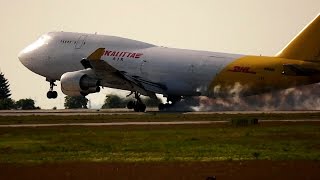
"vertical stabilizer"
277,14,320,61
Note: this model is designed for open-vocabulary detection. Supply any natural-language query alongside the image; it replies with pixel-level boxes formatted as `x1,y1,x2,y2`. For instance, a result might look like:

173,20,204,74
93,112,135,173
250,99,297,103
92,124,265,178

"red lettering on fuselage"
135,53,143,58
228,66,256,74
110,51,116,56
104,50,112,56
102,49,143,59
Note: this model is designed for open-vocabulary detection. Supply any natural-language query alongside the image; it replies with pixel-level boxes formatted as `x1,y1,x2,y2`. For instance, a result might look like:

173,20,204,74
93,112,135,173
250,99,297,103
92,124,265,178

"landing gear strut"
158,96,182,111
47,80,58,99
126,92,146,112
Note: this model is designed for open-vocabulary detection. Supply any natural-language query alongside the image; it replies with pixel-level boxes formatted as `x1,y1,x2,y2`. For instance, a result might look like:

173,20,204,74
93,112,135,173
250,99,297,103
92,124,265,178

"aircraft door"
75,35,87,49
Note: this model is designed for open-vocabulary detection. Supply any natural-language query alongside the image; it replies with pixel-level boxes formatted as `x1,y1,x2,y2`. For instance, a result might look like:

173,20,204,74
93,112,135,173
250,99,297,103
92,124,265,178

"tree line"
0,72,39,110
0,72,161,110
64,94,161,109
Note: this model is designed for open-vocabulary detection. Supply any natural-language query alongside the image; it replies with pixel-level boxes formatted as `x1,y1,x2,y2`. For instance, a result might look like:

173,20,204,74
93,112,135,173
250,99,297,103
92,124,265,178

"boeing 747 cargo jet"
19,14,320,112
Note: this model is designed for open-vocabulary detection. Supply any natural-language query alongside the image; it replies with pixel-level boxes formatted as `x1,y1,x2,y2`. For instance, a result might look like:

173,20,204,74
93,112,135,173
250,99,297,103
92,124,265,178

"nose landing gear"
126,92,146,112
47,80,58,99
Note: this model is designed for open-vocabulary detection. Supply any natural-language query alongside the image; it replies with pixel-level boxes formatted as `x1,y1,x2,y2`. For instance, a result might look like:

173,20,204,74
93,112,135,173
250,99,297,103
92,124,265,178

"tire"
133,103,146,112
133,105,140,112
127,101,135,109
52,91,58,98
47,91,53,99
139,104,146,112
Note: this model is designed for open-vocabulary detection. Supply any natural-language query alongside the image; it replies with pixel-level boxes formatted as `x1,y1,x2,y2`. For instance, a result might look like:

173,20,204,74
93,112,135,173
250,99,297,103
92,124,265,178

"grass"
1,112,320,124
0,123,320,163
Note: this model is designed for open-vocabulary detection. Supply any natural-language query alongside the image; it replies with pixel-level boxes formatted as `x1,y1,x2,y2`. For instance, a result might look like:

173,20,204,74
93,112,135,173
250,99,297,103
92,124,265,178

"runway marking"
0,120,319,128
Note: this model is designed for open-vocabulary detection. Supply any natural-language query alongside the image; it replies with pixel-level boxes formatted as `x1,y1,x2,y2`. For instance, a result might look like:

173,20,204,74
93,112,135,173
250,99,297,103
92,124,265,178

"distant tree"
15,98,38,110
0,98,15,110
64,96,88,109
0,72,11,99
143,97,162,107
101,94,162,109
0,72,15,110
101,94,131,108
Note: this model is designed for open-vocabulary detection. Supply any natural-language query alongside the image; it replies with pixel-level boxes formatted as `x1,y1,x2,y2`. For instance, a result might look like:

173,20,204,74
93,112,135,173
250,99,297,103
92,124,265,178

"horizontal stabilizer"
282,64,320,76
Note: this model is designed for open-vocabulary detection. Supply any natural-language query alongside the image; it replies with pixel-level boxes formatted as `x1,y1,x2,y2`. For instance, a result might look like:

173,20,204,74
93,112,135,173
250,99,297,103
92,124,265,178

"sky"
0,0,319,109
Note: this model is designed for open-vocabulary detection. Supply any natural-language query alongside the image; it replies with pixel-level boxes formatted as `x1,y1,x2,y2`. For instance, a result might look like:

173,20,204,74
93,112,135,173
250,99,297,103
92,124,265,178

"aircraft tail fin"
276,14,320,61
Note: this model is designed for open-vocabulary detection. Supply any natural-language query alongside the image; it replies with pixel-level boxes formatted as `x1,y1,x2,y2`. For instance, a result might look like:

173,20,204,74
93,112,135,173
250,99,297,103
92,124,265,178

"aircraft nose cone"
18,48,30,67
18,47,36,72
18,50,25,63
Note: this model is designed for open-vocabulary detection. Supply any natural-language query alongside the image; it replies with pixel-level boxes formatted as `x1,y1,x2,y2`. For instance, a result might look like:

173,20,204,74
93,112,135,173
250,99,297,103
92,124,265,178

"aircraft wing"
82,48,161,98
282,64,320,76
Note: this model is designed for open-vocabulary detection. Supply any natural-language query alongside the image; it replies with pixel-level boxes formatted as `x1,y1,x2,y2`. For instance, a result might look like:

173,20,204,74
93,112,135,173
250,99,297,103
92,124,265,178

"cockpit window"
21,34,51,53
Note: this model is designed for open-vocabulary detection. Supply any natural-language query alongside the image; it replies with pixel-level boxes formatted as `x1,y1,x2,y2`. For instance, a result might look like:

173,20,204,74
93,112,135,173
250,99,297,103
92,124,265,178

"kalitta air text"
103,49,143,59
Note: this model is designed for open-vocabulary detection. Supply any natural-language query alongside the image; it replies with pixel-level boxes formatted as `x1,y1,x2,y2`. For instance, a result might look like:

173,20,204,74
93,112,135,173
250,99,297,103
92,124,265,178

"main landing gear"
158,96,181,111
126,92,146,112
47,80,58,99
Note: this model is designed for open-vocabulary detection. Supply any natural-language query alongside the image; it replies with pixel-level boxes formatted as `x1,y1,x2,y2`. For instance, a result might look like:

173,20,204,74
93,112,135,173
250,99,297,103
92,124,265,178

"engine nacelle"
60,70,100,96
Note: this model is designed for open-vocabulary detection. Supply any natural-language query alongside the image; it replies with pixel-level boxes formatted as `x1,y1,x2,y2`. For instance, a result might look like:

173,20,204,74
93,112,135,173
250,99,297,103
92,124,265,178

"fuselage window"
60,40,74,44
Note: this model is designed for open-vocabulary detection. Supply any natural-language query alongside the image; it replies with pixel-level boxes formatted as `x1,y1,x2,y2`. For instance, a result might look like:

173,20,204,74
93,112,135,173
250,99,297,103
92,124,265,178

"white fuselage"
19,32,244,97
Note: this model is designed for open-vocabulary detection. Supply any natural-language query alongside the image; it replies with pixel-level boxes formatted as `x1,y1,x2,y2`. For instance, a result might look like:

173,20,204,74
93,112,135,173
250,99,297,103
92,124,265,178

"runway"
1,109,320,116
0,120,319,128
0,121,217,127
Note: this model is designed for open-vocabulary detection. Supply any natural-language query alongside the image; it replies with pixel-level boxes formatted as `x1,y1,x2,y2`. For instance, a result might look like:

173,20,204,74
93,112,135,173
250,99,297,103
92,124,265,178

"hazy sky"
0,0,319,109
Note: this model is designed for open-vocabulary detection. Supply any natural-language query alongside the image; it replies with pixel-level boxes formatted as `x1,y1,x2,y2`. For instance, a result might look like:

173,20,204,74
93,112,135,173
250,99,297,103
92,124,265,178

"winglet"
87,48,105,60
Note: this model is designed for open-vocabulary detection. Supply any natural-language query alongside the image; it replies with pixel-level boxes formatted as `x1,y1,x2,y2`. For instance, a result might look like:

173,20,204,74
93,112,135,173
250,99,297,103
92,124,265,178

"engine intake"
60,70,100,96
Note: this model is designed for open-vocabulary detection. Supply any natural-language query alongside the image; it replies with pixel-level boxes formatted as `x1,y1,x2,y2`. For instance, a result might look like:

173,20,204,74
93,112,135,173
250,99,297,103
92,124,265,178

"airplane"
18,14,320,112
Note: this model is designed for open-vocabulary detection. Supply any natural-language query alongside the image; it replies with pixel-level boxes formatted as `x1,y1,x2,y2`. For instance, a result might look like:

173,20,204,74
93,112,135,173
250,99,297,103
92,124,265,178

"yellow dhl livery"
211,14,320,97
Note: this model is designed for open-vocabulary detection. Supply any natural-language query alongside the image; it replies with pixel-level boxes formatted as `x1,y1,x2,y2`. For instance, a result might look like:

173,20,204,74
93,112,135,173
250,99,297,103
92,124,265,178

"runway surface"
0,120,319,128
0,121,217,127
1,109,320,116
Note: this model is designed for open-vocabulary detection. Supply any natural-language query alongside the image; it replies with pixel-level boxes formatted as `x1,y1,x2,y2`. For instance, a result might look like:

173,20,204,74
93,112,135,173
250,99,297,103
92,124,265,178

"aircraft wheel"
139,104,146,112
134,102,146,112
128,92,147,112
127,101,135,109
52,91,58,98
47,91,58,99
134,104,140,112
47,91,53,99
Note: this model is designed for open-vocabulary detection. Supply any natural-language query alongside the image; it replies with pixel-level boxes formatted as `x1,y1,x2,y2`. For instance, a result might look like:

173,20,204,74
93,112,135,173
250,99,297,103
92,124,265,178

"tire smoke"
168,83,320,111
198,83,320,111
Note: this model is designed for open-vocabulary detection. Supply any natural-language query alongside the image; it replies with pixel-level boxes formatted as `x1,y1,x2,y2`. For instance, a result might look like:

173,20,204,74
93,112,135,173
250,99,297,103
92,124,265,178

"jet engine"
60,70,100,96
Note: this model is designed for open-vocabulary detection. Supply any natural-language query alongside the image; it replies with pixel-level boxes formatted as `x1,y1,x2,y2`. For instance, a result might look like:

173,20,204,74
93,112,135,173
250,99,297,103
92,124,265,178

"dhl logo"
228,66,256,74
